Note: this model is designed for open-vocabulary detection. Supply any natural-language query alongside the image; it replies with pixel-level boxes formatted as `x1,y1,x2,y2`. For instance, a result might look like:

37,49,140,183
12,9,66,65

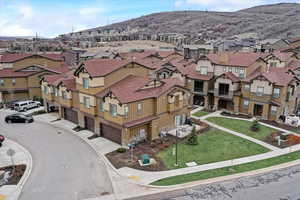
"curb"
4,138,33,200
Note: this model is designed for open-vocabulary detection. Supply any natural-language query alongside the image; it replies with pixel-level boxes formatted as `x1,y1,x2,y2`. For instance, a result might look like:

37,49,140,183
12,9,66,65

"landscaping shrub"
31,110,46,116
187,126,198,145
116,148,127,153
251,119,260,132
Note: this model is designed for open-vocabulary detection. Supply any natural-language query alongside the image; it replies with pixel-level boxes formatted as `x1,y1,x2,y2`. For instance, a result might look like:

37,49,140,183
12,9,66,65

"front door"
254,104,263,116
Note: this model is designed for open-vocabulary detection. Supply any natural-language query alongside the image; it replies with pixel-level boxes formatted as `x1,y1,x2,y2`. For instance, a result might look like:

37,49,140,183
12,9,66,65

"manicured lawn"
151,149,300,186
157,128,269,169
193,111,210,117
206,117,276,141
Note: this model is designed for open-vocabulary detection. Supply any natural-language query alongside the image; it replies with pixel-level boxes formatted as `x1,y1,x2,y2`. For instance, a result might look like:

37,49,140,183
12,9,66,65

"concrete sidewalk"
0,138,32,200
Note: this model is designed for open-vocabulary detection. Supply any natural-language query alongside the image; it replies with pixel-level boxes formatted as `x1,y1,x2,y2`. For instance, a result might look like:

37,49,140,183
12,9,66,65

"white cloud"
0,24,34,36
79,7,105,16
19,5,33,18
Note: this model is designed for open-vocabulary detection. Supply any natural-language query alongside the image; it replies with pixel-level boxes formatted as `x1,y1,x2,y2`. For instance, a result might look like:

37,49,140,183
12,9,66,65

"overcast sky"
0,0,299,38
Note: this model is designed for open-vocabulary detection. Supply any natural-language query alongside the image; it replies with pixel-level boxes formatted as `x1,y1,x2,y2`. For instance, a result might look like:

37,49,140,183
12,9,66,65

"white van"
14,100,41,112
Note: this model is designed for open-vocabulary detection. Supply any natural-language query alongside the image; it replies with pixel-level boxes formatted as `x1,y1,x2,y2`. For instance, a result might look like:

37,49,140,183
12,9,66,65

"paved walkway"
0,138,32,200
30,112,300,199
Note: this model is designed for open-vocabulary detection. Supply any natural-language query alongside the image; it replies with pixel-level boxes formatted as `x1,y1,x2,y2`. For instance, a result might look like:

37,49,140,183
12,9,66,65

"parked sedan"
5,114,34,124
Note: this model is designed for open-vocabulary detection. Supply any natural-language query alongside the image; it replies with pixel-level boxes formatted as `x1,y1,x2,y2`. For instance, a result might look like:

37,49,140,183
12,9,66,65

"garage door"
64,108,78,124
101,123,122,144
84,116,95,132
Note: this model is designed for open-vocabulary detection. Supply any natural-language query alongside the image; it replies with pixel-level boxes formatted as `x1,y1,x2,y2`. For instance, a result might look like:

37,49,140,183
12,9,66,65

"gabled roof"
217,72,240,83
181,63,214,81
263,51,294,62
0,69,37,78
96,75,185,104
207,52,266,67
243,68,295,86
0,53,64,63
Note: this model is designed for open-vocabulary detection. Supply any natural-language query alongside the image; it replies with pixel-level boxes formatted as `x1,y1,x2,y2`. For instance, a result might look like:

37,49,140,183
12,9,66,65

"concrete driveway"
0,110,113,200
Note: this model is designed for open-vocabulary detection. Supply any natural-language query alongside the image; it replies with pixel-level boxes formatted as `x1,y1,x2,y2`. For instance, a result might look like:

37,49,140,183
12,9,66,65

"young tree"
187,126,198,145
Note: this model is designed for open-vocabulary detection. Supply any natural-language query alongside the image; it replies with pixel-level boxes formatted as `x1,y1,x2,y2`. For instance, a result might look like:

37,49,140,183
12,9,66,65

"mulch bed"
106,123,210,171
264,131,300,149
221,111,252,119
0,165,26,186
261,120,300,133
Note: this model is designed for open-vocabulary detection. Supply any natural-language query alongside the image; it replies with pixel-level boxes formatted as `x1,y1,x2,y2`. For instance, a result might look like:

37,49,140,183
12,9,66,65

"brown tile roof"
82,59,131,77
223,72,240,82
287,60,300,71
181,63,214,81
61,78,76,91
263,51,294,62
0,53,64,63
0,69,36,78
244,68,294,86
43,70,75,86
207,52,265,67
96,75,185,103
123,115,159,128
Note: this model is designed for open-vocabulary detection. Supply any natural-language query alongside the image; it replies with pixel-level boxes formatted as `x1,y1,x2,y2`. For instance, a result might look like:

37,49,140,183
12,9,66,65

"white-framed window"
235,67,239,73
273,88,280,98
124,105,129,118
200,66,208,75
223,67,227,72
83,78,89,89
44,86,48,94
256,86,264,96
228,67,232,72
0,79,4,86
109,103,117,117
244,84,250,91
83,96,90,108
99,102,104,112
243,100,249,108
270,62,277,68
54,88,58,96
12,79,16,86
271,106,278,115
239,69,245,78
137,103,142,114
62,91,67,100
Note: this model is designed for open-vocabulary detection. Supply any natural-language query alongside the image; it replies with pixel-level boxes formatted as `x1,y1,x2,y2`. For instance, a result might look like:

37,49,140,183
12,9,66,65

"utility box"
140,154,150,165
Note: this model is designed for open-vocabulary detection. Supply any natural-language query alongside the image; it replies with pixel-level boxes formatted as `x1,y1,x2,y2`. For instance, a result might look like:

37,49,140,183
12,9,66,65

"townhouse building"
188,51,300,121
42,53,191,145
0,53,68,103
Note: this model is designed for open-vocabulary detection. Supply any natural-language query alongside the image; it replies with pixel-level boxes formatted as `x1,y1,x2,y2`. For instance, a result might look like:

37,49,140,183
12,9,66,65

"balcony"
214,89,234,99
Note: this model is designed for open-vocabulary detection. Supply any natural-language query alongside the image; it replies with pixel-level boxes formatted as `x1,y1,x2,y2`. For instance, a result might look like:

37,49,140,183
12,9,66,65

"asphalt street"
0,110,113,200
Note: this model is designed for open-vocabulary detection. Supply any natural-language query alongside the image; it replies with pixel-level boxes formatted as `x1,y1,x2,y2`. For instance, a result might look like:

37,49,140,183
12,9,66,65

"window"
109,104,117,117
239,69,245,78
0,79,4,86
54,88,58,96
228,67,232,72
83,78,89,89
243,100,249,108
44,86,48,94
223,67,227,72
137,103,142,114
271,106,277,115
124,105,129,117
62,91,67,100
83,96,90,108
244,84,250,91
270,62,277,68
12,79,16,86
256,86,264,96
200,66,208,75
99,102,104,112
273,88,280,98
235,67,239,73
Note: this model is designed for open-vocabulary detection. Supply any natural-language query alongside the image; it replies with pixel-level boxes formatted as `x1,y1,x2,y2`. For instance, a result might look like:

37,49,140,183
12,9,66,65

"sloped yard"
157,128,269,169
206,117,276,141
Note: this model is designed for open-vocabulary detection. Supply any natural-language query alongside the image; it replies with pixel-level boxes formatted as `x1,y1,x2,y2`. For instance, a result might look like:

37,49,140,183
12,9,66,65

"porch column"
262,104,270,120
94,118,101,135
213,97,219,111
233,96,240,113
204,96,209,109
58,105,63,119
77,111,85,128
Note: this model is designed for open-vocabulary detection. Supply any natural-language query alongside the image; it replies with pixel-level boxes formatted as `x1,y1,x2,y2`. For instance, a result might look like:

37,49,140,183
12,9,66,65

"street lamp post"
175,130,178,167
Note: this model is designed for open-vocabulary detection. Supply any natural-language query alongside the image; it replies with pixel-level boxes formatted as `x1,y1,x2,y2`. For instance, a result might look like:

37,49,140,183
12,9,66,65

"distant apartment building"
0,53,68,103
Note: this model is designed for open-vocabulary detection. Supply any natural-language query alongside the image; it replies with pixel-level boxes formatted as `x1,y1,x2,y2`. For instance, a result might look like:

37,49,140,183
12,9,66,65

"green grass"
157,128,269,170
151,149,300,186
206,117,276,141
193,111,210,117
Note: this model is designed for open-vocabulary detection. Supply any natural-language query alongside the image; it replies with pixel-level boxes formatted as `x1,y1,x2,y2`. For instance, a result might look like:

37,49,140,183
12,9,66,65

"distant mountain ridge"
68,3,300,40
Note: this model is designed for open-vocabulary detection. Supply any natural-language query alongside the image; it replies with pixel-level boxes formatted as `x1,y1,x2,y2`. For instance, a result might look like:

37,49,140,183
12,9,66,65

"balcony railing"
214,89,234,99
